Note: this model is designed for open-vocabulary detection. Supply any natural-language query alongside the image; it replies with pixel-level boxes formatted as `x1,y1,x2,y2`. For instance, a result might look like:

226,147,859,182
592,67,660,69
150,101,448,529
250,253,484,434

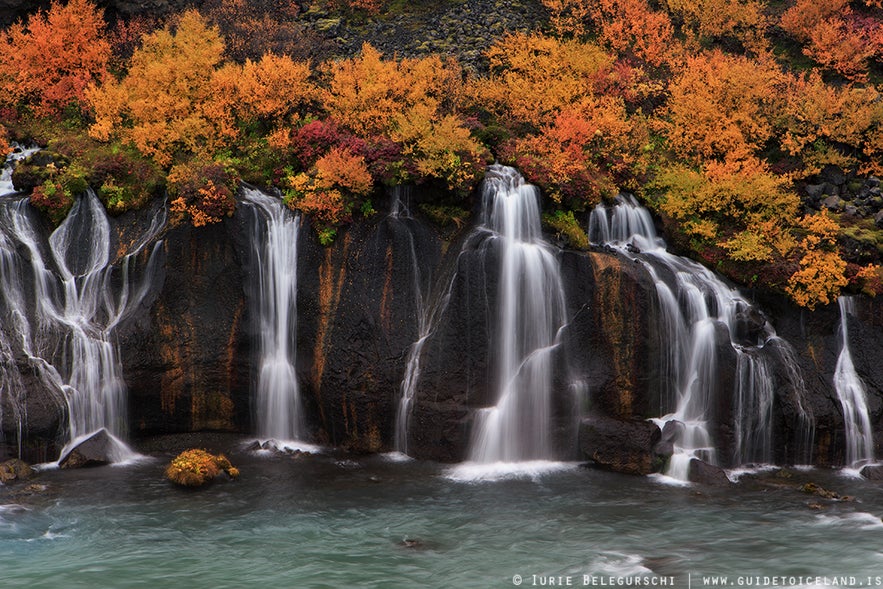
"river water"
2,438,883,589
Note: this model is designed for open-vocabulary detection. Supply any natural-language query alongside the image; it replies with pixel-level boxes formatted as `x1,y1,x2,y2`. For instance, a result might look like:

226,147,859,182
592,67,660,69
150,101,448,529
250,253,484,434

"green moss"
542,210,589,250
418,203,471,228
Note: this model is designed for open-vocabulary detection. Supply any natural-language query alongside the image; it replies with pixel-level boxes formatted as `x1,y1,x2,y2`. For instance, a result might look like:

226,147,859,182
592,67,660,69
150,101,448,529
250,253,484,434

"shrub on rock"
165,449,239,487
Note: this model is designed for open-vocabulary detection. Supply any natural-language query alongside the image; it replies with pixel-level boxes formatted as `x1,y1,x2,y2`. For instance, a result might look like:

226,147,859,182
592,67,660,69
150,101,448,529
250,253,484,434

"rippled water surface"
2,441,883,589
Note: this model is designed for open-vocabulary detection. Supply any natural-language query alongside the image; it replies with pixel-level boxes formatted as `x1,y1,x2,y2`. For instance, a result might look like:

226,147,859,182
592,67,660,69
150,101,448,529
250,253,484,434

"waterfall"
0,189,164,461
833,296,874,468
465,165,568,464
590,195,812,479
244,188,306,448
0,145,39,197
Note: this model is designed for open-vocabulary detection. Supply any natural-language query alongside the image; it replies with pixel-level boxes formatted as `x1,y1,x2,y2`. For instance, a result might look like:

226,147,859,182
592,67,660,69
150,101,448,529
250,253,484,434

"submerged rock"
687,459,731,486
800,482,841,499
860,464,883,481
59,429,116,469
579,416,665,475
0,458,34,483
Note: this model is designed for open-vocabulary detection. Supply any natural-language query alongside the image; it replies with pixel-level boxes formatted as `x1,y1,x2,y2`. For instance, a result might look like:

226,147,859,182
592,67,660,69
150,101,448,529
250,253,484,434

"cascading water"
391,186,443,456
0,186,164,462
833,296,874,468
463,165,568,467
589,195,812,480
243,188,306,448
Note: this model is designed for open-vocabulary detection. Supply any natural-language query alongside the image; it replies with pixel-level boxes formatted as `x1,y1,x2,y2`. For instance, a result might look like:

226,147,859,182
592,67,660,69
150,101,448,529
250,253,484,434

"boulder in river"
59,429,118,469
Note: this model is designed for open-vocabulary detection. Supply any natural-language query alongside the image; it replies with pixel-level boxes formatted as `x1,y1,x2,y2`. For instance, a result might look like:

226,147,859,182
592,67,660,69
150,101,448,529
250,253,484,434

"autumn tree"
665,50,785,163
475,33,650,206
785,212,848,309
476,33,619,128
504,99,648,206
209,52,318,141
662,0,768,55
0,0,111,116
780,0,882,81
321,44,487,192
779,70,883,176
542,0,678,67
321,44,463,137
655,155,800,257
87,11,227,167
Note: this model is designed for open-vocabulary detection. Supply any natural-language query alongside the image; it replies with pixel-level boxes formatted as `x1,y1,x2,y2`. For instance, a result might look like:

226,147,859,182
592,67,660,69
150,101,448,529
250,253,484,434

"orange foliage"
393,104,490,194
507,98,647,205
780,0,881,81
209,53,317,138
478,33,617,127
780,71,883,175
0,127,10,158
167,160,238,227
663,0,768,54
785,212,848,309
542,0,677,66
322,43,463,137
656,155,799,253
0,0,110,116
88,11,226,167
666,50,785,162
284,147,372,226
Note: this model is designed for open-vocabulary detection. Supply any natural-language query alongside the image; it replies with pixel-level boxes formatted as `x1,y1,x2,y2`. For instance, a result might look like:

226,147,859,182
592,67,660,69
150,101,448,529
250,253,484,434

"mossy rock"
165,449,240,488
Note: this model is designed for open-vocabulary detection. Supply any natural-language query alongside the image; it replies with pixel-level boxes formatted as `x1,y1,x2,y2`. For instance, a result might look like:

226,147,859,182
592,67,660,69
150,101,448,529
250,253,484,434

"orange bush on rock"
167,160,238,227
0,0,111,116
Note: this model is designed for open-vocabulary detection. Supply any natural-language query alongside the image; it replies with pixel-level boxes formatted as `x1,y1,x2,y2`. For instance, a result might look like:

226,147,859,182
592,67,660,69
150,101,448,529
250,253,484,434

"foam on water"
444,460,577,482
247,438,324,455
813,512,883,531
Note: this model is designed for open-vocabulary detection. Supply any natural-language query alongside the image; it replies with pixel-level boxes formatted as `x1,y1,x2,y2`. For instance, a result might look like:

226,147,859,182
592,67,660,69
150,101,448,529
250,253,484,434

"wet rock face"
120,209,252,438
296,214,442,452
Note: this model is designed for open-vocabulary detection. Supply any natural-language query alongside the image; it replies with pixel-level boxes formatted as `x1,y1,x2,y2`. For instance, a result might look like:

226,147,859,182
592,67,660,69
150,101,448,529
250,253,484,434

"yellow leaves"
540,0,677,66
479,33,615,127
393,104,490,194
780,71,883,175
88,10,226,167
786,249,848,310
322,43,461,137
666,50,785,163
663,0,768,54
657,155,799,248
785,211,848,310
